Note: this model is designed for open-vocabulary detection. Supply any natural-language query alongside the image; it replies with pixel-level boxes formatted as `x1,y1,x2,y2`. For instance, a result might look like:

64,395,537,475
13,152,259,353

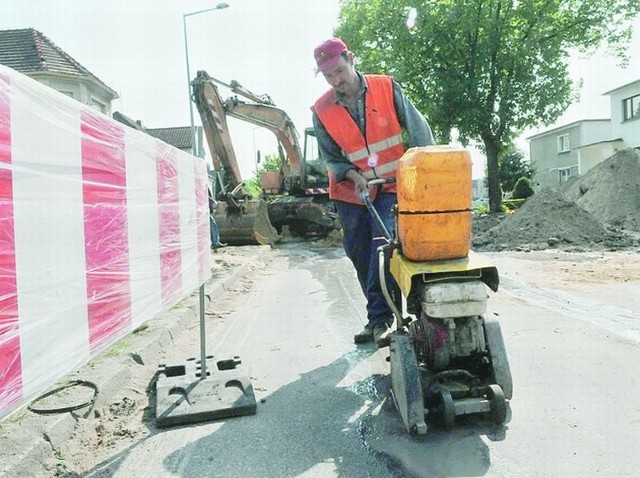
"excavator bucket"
215,199,280,246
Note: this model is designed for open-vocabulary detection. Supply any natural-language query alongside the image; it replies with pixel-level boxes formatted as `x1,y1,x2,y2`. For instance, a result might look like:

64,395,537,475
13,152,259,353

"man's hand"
345,169,369,200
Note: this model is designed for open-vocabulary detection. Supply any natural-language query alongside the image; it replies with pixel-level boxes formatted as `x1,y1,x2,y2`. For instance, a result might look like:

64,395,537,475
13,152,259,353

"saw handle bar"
362,177,397,196
366,177,396,187
359,192,393,242
359,177,405,326
358,178,397,242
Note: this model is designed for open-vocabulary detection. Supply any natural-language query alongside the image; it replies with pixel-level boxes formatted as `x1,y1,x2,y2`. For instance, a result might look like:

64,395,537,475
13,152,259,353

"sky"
520,23,640,143
1,0,639,179
1,0,341,179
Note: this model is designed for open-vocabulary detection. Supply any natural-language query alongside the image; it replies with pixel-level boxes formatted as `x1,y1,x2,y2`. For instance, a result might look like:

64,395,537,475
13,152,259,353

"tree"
512,176,535,199
334,0,639,212
499,146,534,193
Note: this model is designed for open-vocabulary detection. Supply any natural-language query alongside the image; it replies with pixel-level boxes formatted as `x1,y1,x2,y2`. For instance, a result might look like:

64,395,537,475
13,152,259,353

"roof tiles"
147,127,193,149
0,28,116,96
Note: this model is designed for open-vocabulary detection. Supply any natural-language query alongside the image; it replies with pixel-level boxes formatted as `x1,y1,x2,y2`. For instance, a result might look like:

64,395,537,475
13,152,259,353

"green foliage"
512,176,535,200
245,153,282,198
499,146,535,193
502,198,526,210
474,202,490,215
334,0,640,212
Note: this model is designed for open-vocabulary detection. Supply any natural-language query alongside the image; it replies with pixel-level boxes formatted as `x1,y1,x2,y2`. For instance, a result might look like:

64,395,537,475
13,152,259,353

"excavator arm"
191,71,244,198
192,70,306,194
192,70,336,239
191,70,279,245
223,98,303,179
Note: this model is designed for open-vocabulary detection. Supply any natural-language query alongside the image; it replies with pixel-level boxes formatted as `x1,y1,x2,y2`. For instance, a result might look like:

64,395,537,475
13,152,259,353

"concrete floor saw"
363,146,512,435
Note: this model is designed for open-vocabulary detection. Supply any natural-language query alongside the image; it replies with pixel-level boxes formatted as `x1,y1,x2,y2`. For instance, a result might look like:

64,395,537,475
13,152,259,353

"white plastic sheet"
0,65,210,419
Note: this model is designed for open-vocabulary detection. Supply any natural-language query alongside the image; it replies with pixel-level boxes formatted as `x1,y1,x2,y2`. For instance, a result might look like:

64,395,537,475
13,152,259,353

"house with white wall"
606,78,640,146
528,78,640,189
0,28,118,115
1,28,201,156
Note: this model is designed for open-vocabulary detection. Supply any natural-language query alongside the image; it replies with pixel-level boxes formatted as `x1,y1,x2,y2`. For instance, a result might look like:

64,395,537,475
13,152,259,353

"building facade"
0,29,200,156
0,28,118,115
605,79,640,148
529,78,640,189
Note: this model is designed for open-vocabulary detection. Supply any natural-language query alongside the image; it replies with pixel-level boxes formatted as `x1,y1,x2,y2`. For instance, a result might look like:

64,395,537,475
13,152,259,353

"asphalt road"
81,243,640,477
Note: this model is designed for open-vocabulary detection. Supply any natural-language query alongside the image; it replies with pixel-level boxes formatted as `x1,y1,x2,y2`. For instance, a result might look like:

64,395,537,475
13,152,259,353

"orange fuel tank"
396,145,472,261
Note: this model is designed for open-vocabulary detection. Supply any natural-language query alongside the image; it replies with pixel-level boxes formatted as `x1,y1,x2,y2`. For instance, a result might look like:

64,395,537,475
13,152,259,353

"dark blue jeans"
210,214,222,247
335,193,399,328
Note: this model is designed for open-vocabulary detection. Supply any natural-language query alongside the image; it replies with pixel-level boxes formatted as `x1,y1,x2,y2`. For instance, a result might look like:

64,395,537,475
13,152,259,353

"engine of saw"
385,251,512,435
363,145,513,436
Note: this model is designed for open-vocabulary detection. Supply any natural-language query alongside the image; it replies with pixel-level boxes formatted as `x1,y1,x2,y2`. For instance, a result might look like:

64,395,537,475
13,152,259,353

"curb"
0,245,272,478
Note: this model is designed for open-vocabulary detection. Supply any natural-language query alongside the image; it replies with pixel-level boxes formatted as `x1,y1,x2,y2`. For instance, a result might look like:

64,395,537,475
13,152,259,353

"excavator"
191,70,337,245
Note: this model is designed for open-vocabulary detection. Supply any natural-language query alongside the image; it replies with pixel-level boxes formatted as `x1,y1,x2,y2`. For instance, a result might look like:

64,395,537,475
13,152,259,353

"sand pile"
472,187,633,251
472,148,640,252
562,148,640,232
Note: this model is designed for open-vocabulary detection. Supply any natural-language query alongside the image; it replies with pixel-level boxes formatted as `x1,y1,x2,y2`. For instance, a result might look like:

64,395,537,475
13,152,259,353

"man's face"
321,53,357,95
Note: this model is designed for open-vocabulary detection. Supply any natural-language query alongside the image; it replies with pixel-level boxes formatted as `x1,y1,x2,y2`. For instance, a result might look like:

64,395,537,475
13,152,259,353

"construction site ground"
1,242,637,477
1,148,639,477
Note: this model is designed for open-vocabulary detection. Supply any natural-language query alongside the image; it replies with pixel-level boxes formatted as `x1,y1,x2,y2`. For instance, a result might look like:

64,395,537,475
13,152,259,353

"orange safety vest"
313,75,405,204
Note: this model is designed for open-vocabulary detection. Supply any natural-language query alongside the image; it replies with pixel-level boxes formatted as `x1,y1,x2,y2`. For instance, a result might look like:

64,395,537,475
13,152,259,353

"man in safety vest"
312,37,434,347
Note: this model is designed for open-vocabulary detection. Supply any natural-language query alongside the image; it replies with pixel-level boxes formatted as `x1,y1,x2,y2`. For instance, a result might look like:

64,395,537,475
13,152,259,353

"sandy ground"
484,249,640,315
2,238,640,477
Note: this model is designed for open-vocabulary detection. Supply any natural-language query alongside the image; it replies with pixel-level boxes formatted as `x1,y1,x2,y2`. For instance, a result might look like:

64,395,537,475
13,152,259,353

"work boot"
353,325,373,344
211,243,227,252
373,324,391,348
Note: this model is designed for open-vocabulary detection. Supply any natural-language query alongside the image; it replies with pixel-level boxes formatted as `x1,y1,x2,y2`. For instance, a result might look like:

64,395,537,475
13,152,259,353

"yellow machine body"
389,249,499,300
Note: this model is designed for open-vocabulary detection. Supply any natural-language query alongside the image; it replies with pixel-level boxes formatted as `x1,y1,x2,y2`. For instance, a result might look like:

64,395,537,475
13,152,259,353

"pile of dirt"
472,148,640,252
311,228,343,248
472,186,635,251
562,148,640,232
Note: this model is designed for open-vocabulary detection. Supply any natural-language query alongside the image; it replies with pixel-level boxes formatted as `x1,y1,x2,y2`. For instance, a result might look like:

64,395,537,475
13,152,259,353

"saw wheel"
486,384,507,425
437,389,456,430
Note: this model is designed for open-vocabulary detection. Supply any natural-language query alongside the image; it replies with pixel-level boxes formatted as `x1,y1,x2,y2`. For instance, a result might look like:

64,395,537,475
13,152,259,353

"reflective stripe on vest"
346,134,403,163
361,159,399,179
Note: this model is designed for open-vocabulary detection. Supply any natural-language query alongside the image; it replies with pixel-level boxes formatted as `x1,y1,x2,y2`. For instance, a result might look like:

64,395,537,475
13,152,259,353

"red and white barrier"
0,65,210,419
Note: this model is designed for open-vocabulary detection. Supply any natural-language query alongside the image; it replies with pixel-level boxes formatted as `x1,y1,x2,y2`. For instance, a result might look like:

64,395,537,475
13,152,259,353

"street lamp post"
182,3,229,381
183,2,229,157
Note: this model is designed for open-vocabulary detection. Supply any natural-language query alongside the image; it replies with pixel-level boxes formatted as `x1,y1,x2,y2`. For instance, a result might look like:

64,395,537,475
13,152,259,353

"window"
90,97,107,114
557,133,570,153
558,167,571,184
59,90,75,99
622,94,640,121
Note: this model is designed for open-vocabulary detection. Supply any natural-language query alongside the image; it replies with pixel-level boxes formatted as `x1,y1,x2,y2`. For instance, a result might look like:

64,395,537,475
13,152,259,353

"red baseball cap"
314,37,348,73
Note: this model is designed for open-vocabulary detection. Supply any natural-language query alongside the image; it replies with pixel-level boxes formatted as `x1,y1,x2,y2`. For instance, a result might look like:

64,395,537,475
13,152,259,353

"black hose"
27,380,99,415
